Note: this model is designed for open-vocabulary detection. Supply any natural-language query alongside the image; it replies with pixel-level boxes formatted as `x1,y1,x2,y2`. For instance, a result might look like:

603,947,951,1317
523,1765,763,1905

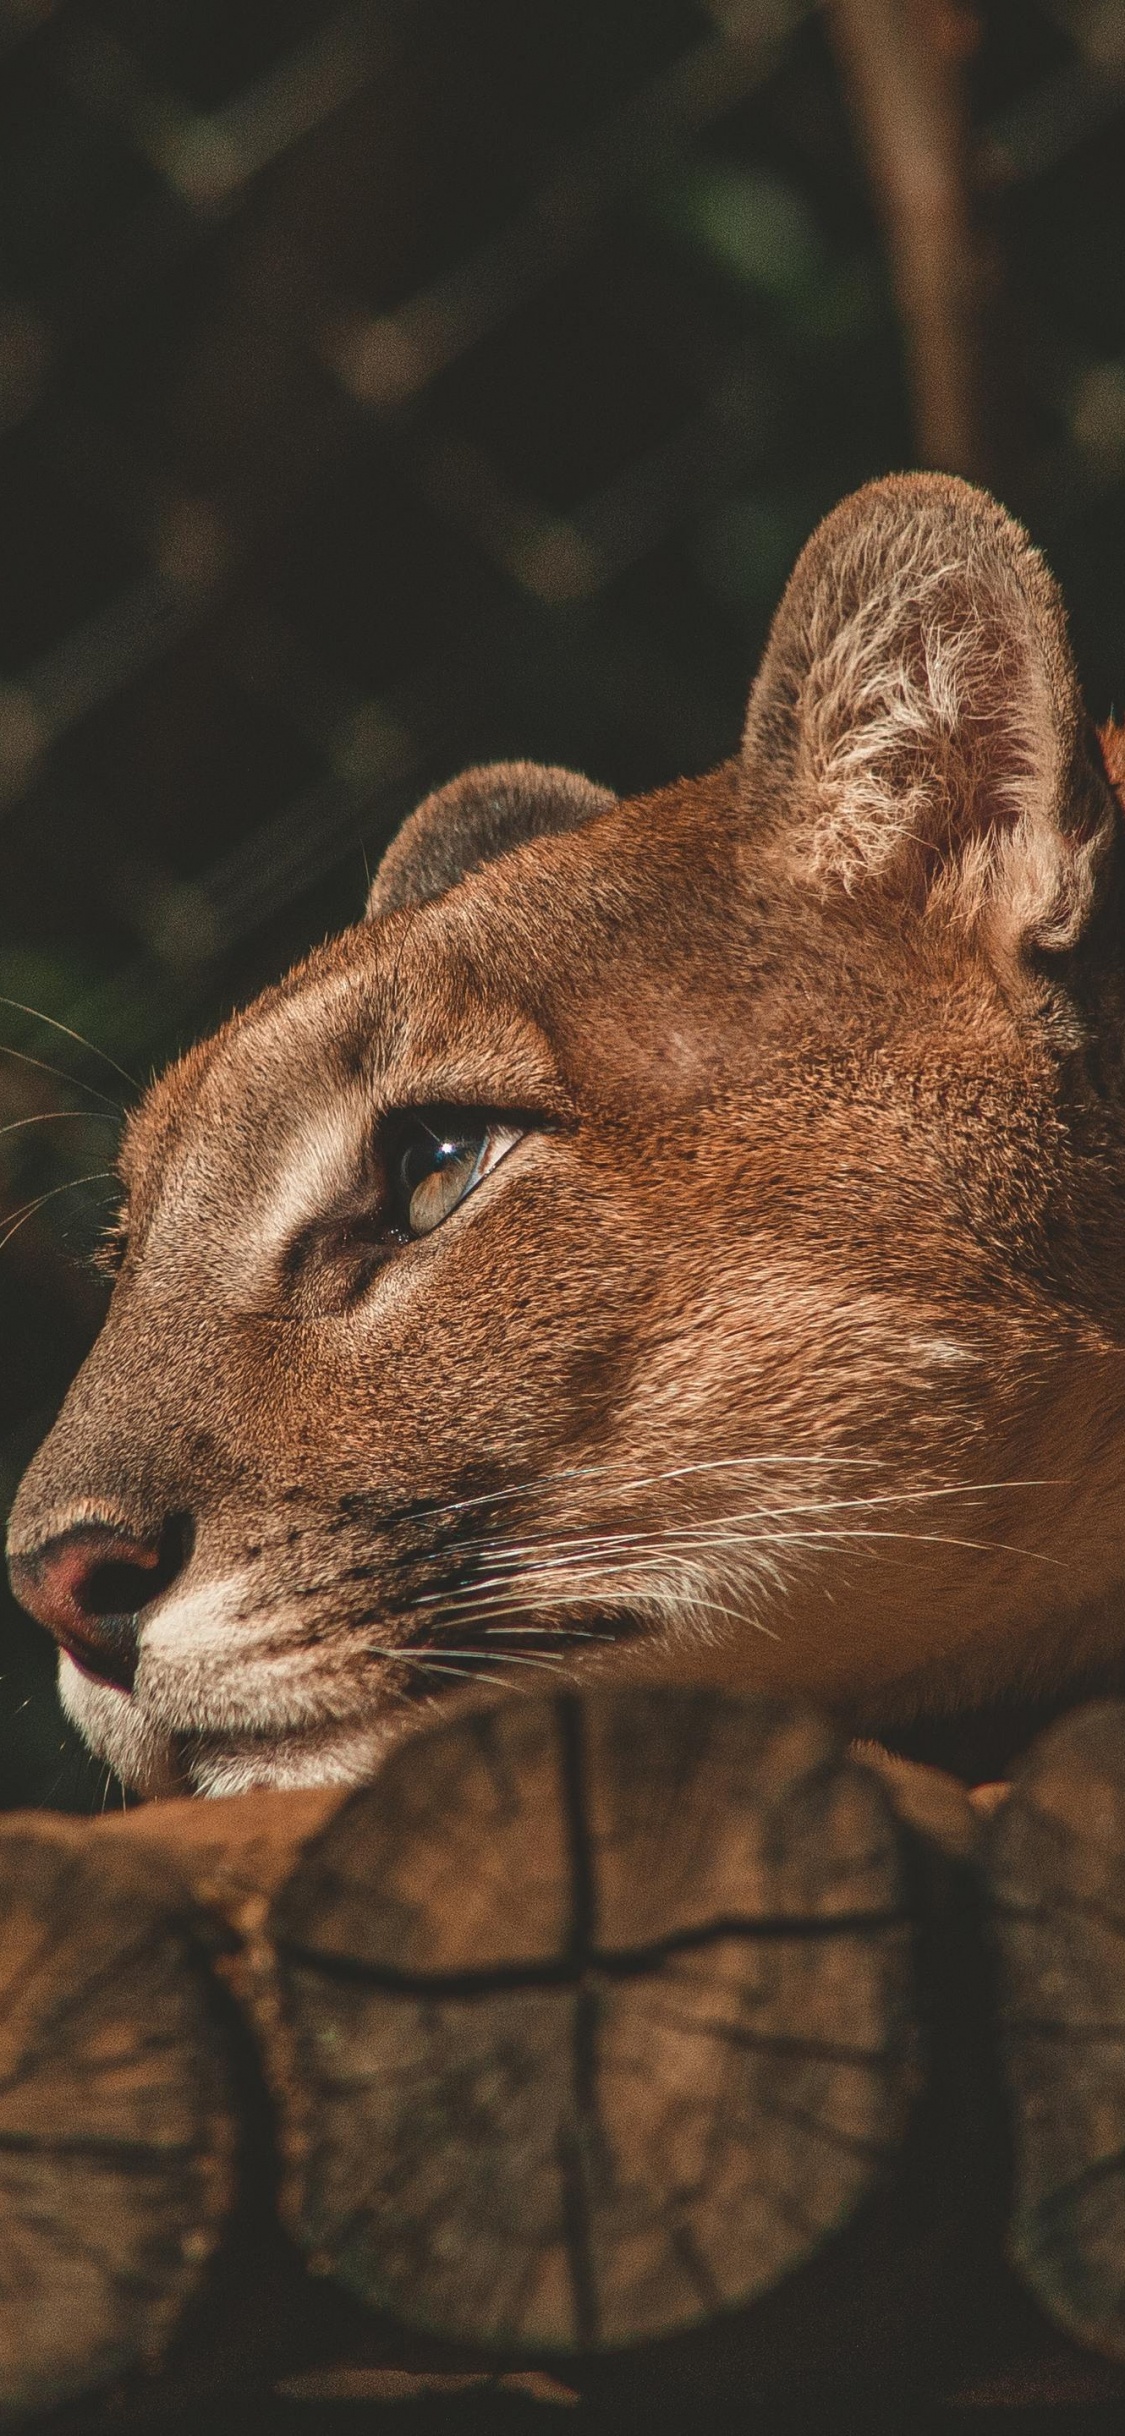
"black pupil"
399,1126,479,1204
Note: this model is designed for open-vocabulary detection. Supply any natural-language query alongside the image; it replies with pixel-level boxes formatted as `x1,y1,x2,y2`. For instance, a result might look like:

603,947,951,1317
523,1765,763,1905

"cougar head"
11,472,1125,1795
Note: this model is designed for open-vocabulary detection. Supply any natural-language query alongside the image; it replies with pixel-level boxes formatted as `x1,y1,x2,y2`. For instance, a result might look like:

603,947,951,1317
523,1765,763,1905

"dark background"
1,0,1123,1809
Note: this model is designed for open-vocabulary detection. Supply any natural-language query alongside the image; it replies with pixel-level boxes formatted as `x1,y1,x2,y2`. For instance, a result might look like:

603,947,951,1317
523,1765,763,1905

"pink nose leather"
8,1526,165,1690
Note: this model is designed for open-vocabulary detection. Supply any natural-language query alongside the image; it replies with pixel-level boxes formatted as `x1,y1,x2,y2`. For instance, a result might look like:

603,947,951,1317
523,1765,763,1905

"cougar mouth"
173,1613,642,1794
54,1576,650,1795
54,1619,138,1692
175,1711,436,1796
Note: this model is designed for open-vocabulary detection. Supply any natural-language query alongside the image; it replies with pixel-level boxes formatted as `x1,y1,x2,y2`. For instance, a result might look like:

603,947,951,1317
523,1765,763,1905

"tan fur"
11,473,1125,1796
743,475,1114,948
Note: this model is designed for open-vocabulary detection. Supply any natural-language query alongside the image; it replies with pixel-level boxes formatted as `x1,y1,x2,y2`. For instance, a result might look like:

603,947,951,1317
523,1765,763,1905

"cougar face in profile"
10,472,1125,1796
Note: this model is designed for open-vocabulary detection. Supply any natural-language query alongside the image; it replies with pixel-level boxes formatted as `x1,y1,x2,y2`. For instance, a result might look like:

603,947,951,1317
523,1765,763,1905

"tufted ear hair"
742,473,1118,950
366,760,616,920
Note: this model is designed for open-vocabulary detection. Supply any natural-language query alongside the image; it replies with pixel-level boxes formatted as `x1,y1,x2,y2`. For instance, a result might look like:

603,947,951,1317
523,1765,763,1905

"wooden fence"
4,1685,1125,2430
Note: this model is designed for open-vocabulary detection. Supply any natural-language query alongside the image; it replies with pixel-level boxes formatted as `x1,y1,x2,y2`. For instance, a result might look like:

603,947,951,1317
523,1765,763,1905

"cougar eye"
387,1109,524,1239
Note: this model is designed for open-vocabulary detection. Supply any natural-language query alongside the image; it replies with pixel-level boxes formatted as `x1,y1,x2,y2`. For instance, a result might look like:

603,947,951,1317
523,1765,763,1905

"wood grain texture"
93,1786,345,1914
987,1700,1125,2359
6,1735,1124,2422
0,1816,239,2422
270,1688,920,2353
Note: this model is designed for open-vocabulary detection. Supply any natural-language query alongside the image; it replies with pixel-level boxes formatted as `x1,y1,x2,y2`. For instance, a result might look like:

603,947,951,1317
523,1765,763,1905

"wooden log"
92,1787,346,2117
74,1779,606,2425
13,1706,1125,2425
259,1686,1007,2402
0,1814,240,2422
986,1698,1125,2360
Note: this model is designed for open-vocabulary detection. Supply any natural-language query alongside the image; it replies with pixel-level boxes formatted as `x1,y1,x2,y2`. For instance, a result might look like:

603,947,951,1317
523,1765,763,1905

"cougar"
10,471,1125,1797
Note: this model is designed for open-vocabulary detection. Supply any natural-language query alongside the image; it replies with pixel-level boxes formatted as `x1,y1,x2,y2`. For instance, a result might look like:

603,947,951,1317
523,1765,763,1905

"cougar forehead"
121,921,569,1297
12,473,1125,1797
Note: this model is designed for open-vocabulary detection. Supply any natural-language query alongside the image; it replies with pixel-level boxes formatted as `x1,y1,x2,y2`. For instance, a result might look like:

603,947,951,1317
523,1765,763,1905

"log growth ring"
272,1688,921,2353
0,1818,239,2423
990,1702,1125,2360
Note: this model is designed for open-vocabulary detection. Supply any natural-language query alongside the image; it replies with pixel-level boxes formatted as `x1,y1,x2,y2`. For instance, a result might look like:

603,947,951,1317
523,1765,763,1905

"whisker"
417,1453,882,1527
604,1525,1061,1564
399,1657,523,1690
318,1469,1066,1690
411,1576,781,1643
453,1523,1059,1578
451,1581,783,1643
361,1639,577,1677
411,1471,1068,1575
0,1042,123,1111
0,998,139,1092
0,1110,119,1141
684,1481,1065,1523
675,1593,782,1638
761,1527,1063,1563
0,1172,115,1256
348,1634,582,1677
456,1481,1065,1574
477,1622,615,1641
412,1646,573,1673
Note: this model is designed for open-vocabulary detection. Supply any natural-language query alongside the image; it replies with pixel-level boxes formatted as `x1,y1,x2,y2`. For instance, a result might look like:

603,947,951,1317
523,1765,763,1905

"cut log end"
0,1817,239,2422
270,1688,920,2354
988,1699,1125,2361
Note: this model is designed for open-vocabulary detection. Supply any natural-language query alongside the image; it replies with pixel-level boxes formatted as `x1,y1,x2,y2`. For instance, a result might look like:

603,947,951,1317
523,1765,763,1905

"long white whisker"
416,1535,1032,1603
0,1172,115,1255
0,1110,119,1141
464,1482,1066,1570
756,1527,1062,1562
506,1527,1054,1567
402,1509,1057,1654
417,1454,884,1528
411,1661,521,1688
455,1582,783,1642
413,1576,781,1643
415,1646,575,1673
477,1623,616,1641
0,1042,122,1111
418,1459,1073,1534
673,1482,1064,1525
375,1649,544,1691
0,998,139,1091
352,1636,586,1676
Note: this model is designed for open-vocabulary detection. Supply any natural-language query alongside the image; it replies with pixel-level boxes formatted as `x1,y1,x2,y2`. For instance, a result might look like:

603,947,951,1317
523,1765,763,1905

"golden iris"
392,1116,523,1239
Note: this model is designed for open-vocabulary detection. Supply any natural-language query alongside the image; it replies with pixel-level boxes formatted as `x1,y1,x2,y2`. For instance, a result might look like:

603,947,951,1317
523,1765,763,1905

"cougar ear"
742,473,1117,950
366,761,616,920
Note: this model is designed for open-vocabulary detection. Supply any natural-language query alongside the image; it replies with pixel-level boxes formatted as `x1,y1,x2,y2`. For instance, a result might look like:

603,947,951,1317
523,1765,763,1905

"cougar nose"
8,1521,186,1692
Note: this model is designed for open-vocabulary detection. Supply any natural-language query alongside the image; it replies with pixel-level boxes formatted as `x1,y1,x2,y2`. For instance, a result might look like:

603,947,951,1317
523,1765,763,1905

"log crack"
556,1694,601,2349
275,1909,907,2001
